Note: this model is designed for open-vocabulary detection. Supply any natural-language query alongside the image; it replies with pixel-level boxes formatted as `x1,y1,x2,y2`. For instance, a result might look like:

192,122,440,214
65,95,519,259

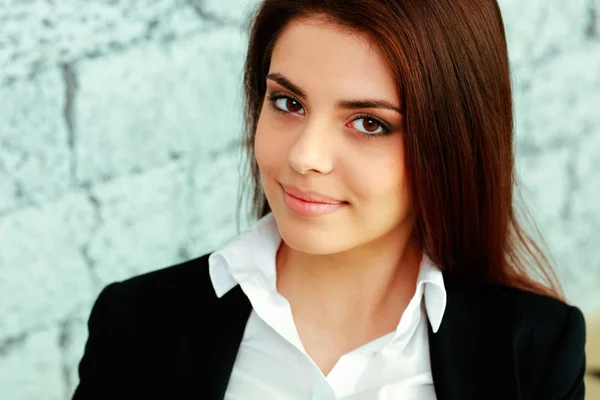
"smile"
280,184,348,217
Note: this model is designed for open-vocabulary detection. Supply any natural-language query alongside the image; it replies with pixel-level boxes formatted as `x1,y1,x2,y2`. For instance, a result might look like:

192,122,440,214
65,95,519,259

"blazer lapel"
205,284,252,399
428,274,514,400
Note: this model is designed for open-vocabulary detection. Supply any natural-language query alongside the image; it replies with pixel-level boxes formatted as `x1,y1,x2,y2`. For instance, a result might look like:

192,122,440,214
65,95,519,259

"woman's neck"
275,225,422,332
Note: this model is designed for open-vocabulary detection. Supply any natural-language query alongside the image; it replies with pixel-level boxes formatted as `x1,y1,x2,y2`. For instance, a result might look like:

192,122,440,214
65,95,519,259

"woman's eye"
350,117,388,135
267,94,391,137
273,96,305,115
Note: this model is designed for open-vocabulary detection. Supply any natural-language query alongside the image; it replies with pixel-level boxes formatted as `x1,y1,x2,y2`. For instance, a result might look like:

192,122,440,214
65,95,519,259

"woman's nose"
287,119,336,176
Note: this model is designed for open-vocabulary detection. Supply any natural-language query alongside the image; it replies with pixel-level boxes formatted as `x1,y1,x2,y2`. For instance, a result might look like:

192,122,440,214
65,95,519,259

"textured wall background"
0,0,599,399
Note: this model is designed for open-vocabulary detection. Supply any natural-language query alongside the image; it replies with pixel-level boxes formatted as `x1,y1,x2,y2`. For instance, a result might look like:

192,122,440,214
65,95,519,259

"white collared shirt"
209,213,447,400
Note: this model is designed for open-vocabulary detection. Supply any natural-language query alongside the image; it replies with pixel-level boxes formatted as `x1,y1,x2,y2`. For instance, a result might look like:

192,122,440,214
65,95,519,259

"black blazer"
72,253,586,400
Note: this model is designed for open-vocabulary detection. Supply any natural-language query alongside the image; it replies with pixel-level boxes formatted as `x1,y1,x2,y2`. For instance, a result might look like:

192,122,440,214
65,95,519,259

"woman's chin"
275,218,351,255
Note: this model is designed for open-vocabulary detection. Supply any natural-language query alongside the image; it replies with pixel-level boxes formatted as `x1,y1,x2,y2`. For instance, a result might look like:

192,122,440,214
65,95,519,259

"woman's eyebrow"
266,72,403,115
267,73,307,98
337,99,403,115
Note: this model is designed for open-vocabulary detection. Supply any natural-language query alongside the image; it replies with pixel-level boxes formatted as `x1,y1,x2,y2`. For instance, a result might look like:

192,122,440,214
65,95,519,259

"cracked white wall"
0,0,599,399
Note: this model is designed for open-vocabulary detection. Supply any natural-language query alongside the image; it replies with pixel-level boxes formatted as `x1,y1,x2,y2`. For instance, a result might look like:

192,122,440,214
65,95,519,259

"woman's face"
255,17,412,255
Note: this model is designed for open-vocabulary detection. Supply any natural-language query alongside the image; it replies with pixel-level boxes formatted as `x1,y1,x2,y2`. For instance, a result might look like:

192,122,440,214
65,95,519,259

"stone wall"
0,1,598,398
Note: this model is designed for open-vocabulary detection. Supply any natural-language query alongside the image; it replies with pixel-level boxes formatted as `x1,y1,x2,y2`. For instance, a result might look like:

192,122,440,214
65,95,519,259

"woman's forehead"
269,18,399,106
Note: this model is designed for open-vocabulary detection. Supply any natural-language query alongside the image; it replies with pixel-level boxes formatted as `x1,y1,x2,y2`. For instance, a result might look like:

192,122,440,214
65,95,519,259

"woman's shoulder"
74,253,224,398
447,274,583,326
93,253,216,321
486,283,585,335
441,277,586,397
472,281,586,371
445,275,585,351
115,252,213,295
490,285,586,396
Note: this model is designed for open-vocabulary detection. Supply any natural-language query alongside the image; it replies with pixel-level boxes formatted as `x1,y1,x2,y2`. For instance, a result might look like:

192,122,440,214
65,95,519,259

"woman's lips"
280,184,348,217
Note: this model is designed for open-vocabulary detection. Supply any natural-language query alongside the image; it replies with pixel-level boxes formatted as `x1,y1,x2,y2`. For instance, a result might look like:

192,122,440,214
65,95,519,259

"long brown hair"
238,0,564,299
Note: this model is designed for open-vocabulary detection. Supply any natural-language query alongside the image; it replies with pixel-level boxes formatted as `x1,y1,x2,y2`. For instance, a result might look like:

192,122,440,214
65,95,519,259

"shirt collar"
208,212,446,333
209,213,280,298
416,252,446,333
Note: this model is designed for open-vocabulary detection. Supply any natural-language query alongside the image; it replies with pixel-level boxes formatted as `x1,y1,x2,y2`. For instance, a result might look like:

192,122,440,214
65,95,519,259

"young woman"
73,0,586,399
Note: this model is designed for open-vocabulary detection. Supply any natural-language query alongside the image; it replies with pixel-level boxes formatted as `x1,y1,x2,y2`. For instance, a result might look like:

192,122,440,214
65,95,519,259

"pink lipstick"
281,184,347,217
